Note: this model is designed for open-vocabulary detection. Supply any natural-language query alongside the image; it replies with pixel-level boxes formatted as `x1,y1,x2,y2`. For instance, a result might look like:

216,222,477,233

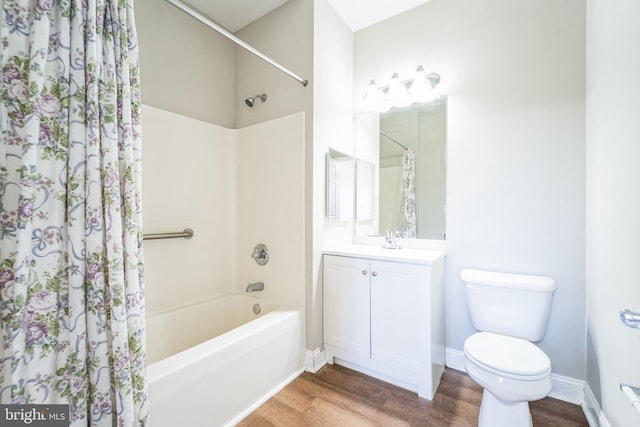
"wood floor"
239,364,589,426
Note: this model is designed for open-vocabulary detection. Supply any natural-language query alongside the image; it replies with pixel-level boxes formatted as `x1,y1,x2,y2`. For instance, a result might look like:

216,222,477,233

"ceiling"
187,0,290,32
186,0,433,33
327,0,433,32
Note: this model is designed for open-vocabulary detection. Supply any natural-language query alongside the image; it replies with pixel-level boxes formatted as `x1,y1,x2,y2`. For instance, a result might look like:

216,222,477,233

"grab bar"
143,228,194,241
620,308,640,329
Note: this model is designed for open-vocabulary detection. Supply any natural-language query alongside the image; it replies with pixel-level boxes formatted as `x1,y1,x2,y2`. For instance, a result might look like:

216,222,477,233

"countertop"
323,244,446,266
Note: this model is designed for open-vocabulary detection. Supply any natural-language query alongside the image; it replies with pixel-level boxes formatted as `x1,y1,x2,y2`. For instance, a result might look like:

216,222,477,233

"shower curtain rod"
380,130,409,151
164,0,309,87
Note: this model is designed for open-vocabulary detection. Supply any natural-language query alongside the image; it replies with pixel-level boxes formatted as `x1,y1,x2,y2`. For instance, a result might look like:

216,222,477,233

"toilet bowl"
464,332,553,426
460,269,556,427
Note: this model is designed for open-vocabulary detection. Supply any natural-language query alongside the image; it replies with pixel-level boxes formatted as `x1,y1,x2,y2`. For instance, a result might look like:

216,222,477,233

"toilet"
460,269,557,427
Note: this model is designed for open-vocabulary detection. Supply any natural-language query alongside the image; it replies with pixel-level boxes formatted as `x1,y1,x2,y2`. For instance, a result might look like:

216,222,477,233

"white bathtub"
146,293,304,426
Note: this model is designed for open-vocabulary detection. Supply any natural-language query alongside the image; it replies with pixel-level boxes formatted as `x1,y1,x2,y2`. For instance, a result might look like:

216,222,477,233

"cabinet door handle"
362,270,367,275
372,271,377,277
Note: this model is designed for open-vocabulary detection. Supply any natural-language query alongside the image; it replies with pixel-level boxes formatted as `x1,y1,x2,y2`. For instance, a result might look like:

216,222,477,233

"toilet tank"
461,269,557,342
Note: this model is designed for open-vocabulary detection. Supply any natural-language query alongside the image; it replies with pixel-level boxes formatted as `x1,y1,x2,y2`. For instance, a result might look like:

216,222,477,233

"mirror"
355,98,447,240
326,148,354,223
356,159,375,221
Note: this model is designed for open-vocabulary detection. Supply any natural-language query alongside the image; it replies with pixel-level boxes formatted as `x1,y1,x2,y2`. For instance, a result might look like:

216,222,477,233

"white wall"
141,105,236,316
234,0,313,131
310,0,354,350
136,0,236,127
354,0,586,380
586,1,640,425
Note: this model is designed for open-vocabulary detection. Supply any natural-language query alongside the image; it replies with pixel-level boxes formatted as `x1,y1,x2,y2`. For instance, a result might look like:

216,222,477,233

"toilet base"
479,389,532,427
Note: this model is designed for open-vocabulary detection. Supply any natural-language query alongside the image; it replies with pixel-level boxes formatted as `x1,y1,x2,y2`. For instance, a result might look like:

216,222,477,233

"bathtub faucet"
246,281,264,293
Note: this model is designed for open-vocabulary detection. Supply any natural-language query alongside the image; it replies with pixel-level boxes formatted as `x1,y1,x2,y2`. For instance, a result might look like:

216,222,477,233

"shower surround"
142,106,305,315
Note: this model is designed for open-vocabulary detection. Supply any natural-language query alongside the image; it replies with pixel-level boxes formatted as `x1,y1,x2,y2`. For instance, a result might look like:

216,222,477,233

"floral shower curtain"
398,149,417,238
0,0,148,425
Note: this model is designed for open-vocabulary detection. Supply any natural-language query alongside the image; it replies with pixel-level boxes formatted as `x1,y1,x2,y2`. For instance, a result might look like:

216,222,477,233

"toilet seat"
464,332,551,381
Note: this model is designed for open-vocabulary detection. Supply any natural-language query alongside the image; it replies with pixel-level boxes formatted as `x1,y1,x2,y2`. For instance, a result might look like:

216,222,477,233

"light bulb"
362,79,384,112
409,65,437,103
387,73,411,108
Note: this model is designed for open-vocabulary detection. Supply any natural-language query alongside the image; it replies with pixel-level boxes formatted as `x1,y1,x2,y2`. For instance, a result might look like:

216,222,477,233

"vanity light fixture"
362,65,441,112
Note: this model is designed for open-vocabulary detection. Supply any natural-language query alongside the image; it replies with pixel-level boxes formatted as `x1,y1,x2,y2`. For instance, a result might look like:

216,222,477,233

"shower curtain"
399,150,417,238
0,0,148,425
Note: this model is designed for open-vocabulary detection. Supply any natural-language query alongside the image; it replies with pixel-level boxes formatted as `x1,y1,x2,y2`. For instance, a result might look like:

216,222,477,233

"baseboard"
550,373,584,405
446,347,584,405
305,348,327,373
446,347,465,372
582,383,611,427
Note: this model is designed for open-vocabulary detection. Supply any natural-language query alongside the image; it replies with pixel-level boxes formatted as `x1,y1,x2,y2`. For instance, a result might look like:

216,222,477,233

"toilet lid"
464,332,551,377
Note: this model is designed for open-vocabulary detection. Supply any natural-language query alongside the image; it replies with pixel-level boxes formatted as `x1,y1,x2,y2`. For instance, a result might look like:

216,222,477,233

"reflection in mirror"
326,148,354,223
355,98,447,240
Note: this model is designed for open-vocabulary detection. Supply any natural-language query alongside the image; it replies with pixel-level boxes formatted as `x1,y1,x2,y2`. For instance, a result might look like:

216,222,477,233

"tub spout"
246,282,264,293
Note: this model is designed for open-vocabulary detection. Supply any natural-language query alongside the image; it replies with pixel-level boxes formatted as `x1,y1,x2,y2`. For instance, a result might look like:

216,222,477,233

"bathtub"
146,293,304,426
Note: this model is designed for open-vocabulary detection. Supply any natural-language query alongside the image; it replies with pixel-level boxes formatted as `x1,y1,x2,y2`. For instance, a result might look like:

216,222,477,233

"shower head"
245,94,267,107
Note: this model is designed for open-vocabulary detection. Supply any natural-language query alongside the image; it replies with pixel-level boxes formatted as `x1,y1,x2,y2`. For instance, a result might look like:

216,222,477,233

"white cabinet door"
323,255,371,358
370,260,429,370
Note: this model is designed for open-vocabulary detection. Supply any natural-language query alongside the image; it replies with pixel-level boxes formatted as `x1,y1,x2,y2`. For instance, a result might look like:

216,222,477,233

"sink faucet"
383,230,401,249
246,281,264,293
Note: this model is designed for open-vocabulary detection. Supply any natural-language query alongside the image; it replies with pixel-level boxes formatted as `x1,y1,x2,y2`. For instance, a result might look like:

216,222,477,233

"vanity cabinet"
323,248,445,400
